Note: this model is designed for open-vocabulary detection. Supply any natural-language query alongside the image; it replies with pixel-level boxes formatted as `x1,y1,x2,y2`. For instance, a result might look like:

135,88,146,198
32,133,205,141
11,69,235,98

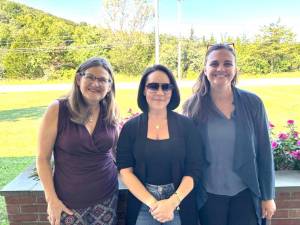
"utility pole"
154,0,159,64
177,0,182,79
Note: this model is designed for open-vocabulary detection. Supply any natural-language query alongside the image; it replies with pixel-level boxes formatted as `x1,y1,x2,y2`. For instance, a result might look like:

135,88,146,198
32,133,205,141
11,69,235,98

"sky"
11,0,300,41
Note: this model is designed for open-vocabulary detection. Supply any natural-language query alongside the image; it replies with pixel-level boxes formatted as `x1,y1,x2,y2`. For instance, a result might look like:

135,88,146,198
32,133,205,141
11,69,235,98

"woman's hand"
261,199,276,220
150,198,176,223
47,198,73,225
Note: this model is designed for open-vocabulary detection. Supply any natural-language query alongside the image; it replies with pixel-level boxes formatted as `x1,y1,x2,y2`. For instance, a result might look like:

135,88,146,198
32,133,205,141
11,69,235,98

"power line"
0,41,154,54
0,32,155,46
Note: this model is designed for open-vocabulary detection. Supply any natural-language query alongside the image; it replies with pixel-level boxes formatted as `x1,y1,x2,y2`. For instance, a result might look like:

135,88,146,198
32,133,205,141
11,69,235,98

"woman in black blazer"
116,64,201,225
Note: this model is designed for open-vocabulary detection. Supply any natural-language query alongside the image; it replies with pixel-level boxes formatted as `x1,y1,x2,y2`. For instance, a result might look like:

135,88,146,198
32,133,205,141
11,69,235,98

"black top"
116,111,202,225
145,138,173,185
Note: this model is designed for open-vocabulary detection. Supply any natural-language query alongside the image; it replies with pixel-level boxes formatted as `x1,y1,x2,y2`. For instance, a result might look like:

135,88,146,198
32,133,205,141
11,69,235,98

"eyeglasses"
207,42,235,51
145,82,174,93
83,73,111,85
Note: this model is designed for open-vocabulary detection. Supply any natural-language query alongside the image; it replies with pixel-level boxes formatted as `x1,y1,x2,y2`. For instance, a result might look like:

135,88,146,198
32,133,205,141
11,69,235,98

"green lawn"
0,85,299,157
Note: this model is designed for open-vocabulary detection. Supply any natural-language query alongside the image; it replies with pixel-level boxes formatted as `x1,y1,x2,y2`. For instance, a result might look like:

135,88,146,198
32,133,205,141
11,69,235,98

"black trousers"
199,189,258,225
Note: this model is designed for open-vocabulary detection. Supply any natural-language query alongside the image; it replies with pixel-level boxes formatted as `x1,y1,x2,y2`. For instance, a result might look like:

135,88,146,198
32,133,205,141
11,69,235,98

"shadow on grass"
0,106,47,121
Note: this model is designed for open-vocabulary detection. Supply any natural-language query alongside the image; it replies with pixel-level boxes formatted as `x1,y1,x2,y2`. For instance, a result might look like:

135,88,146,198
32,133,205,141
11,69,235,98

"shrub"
270,120,300,170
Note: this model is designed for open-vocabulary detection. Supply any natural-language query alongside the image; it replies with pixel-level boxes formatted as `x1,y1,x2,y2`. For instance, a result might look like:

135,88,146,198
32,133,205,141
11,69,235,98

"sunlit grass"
0,85,299,157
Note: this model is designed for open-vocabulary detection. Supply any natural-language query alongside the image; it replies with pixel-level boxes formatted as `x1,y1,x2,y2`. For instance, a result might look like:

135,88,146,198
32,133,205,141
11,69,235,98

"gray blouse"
204,101,247,196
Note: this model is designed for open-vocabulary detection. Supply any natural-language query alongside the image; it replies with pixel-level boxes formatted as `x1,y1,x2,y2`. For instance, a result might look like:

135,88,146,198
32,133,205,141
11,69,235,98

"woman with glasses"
117,64,201,225
37,57,119,225
183,43,276,225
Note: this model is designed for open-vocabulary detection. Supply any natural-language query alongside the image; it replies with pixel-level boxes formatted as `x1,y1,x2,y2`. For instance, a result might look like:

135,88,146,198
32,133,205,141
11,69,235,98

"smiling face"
204,48,237,89
77,66,111,105
144,70,172,112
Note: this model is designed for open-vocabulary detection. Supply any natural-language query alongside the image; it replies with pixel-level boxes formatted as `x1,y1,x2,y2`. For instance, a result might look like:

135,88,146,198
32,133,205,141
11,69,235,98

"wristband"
174,191,182,202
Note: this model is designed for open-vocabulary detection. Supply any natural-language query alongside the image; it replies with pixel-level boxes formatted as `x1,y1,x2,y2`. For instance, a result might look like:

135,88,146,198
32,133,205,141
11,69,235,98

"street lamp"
154,0,159,64
177,0,182,79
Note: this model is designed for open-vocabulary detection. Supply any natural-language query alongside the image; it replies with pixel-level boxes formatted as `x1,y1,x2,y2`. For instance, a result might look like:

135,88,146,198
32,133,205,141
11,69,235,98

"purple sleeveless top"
53,99,118,209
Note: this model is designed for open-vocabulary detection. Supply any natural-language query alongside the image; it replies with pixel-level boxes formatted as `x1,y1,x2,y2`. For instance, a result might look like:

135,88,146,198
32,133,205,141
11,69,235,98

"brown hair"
183,44,237,123
64,57,118,126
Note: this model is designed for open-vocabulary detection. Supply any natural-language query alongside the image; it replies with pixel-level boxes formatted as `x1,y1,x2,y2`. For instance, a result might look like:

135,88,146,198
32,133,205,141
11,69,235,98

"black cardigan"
116,111,201,225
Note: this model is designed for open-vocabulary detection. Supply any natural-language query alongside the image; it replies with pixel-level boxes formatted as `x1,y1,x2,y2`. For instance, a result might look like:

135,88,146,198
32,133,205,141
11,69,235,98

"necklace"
154,124,162,139
87,111,99,123
148,115,167,139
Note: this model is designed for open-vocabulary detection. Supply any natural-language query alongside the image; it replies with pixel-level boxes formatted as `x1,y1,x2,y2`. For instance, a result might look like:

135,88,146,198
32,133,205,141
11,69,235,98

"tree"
255,19,296,72
107,31,153,76
102,0,153,32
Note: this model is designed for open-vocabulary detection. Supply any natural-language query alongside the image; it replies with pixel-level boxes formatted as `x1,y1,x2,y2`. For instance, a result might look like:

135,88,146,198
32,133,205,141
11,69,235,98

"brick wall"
271,189,300,225
4,189,300,225
2,169,300,225
4,192,48,225
3,191,128,225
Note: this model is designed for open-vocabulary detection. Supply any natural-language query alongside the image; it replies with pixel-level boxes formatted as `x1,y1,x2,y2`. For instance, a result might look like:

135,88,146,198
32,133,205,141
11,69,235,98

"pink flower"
297,140,300,146
271,141,278,149
118,121,125,129
278,133,289,140
287,120,294,125
294,131,299,138
290,150,300,160
269,122,275,129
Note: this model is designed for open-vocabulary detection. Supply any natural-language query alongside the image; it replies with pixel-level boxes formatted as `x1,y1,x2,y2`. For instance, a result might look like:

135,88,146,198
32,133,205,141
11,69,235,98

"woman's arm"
116,118,157,208
254,99,276,219
150,176,194,223
151,118,202,223
119,168,157,207
36,101,72,225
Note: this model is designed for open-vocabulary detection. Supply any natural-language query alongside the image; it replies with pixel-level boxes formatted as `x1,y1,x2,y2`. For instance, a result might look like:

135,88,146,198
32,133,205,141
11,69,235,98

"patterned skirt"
60,191,118,225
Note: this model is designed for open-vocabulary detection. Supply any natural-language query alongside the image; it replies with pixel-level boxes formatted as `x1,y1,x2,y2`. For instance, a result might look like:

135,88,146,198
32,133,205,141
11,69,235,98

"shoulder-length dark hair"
64,57,118,126
183,44,237,123
137,64,180,112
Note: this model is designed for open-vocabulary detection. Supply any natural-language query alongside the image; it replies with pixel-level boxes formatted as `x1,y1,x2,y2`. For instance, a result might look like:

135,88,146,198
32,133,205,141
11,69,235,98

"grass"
238,71,300,79
0,157,35,225
0,85,299,157
241,86,300,128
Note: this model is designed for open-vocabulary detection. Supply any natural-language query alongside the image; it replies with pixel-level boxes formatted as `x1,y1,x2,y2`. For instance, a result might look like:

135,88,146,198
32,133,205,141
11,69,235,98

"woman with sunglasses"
117,64,201,225
183,43,276,225
37,57,119,225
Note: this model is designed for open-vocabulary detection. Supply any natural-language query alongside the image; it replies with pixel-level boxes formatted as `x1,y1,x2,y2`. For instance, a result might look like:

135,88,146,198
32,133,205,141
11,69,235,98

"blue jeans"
136,183,181,225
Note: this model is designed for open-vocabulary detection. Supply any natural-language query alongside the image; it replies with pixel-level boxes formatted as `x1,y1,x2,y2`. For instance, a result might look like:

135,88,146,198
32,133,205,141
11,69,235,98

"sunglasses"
145,82,174,92
207,42,235,50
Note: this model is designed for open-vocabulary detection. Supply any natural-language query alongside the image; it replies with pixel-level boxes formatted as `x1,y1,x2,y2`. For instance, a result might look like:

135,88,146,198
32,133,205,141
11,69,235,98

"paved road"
1,78,300,93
